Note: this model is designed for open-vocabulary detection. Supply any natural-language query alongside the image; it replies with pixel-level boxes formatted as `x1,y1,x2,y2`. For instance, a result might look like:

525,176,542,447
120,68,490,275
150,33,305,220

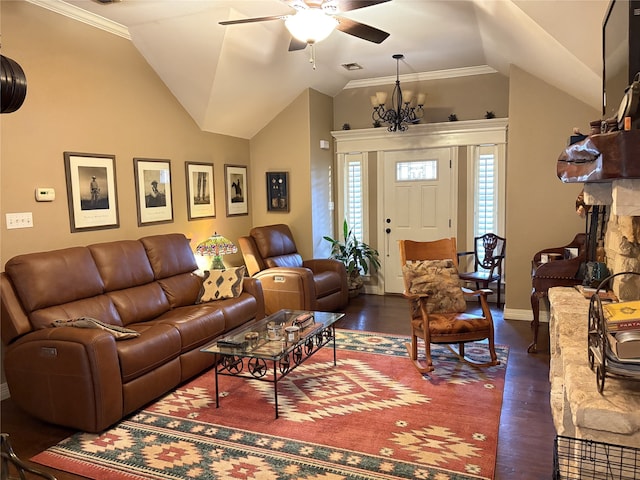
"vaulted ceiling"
31,0,609,139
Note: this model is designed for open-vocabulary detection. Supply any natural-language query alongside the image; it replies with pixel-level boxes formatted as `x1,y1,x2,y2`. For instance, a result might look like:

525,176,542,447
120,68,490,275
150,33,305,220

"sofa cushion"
402,259,466,313
251,224,298,258
89,240,154,291
157,273,202,308
29,295,123,330
264,253,304,269
116,323,181,383
5,247,104,313
148,306,226,352
198,267,245,302
107,283,170,326
140,234,198,280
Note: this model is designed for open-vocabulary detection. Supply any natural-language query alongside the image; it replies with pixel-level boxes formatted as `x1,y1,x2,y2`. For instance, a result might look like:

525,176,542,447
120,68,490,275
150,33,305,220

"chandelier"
371,54,426,132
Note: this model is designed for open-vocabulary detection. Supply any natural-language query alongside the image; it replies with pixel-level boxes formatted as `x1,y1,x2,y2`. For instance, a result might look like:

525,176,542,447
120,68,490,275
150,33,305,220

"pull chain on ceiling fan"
219,0,391,65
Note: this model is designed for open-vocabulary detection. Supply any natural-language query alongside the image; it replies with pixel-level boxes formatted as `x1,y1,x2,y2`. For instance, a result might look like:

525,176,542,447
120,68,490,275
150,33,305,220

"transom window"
395,160,437,181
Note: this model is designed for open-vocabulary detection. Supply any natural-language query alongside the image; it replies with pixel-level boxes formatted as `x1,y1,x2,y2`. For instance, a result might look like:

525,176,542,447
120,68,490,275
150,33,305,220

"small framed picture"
133,158,173,226
266,172,289,212
186,162,215,220
64,152,120,233
224,164,248,216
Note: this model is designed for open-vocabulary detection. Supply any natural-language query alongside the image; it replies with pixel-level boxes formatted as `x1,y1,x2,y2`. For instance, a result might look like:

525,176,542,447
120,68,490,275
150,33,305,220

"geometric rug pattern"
33,329,508,480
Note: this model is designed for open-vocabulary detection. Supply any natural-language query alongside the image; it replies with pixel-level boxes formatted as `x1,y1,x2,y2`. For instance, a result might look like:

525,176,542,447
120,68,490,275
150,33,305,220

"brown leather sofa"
0,233,265,432
238,224,348,314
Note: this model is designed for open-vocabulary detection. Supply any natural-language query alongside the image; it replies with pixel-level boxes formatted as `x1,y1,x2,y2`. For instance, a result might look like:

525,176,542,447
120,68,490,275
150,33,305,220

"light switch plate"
6,212,33,229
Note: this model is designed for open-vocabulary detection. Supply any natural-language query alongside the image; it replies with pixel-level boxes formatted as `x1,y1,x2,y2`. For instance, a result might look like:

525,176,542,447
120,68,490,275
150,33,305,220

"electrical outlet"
6,212,33,229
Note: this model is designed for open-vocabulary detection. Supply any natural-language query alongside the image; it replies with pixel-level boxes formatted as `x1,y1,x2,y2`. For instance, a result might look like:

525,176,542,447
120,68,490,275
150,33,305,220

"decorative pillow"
401,259,466,313
198,266,246,302
51,317,140,340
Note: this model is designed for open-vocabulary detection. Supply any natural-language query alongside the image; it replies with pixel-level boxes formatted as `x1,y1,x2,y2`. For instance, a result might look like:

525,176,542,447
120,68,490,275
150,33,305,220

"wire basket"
553,435,640,479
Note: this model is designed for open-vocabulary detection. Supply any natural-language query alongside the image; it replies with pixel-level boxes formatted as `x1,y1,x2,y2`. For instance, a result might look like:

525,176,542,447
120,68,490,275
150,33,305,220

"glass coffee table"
201,309,344,418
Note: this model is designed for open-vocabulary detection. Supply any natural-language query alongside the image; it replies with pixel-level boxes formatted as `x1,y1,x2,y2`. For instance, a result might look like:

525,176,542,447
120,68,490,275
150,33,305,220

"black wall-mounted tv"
602,0,640,118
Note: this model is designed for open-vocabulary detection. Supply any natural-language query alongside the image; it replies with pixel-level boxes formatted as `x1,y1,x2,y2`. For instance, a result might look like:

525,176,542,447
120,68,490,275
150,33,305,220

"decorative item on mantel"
196,232,237,270
371,54,426,132
448,113,458,122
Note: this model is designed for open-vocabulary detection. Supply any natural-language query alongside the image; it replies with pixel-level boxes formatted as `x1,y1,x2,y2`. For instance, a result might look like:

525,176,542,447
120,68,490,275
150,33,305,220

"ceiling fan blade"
219,15,285,26
336,17,390,43
289,37,308,51
336,0,391,13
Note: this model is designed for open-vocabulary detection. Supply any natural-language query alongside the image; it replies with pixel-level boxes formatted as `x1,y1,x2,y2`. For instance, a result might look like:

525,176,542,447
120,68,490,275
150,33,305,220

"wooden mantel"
557,130,640,183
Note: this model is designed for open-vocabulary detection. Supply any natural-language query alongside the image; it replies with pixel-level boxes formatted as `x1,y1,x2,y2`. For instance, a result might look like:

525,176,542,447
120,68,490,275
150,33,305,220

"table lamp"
196,232,238,270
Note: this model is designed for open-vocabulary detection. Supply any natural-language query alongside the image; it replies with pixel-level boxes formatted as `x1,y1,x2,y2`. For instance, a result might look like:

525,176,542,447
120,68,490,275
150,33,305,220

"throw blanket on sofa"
52,318,140,340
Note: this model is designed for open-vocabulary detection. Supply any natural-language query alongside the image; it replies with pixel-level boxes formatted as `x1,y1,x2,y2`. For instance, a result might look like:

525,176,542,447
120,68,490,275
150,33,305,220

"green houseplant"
323,220,381,296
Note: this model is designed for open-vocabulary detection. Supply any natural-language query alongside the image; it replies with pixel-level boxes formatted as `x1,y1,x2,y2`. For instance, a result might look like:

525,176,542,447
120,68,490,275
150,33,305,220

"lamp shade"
285,9,338,44
196,233,237,257
196,233,237,270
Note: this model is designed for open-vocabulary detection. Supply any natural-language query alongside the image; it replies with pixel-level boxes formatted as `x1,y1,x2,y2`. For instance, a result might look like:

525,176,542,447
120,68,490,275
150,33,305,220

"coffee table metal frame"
201,309,344,418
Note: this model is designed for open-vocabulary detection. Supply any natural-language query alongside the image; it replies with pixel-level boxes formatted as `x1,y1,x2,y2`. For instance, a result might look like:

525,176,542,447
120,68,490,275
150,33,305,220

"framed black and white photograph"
224,164,248,216
266,171,289,212
133,158,173,226
64,151,120,232
186,162,215,220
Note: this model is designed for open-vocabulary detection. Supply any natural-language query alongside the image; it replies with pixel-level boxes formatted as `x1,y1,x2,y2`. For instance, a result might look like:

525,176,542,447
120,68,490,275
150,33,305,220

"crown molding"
26,0,131,39
332,118,508,153
344,65,498,89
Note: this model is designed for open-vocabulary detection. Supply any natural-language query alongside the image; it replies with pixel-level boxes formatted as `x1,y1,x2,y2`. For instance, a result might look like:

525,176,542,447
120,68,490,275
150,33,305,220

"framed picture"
266,171,289,212
186,162,215,220
133,158,173,226
224,164,248,216
64,151,120,233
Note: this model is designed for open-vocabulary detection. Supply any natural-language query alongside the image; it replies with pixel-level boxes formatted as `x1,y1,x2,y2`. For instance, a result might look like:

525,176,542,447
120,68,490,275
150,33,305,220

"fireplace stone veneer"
549,287,640,448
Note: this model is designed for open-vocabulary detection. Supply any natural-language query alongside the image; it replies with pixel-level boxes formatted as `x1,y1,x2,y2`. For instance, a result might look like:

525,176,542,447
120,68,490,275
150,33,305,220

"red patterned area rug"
33,330,508,480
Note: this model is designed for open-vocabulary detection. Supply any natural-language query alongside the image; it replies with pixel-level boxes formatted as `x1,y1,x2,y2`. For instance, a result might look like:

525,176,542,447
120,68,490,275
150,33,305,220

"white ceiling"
32,0,609,139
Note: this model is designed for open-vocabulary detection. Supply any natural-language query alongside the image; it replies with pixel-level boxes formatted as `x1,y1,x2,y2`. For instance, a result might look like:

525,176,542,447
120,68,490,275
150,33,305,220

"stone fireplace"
559,129,640,300
583,179,640,300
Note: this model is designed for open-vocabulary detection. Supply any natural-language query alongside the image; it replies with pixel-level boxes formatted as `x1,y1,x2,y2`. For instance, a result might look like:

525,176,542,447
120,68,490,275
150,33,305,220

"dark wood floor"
1,294,554,480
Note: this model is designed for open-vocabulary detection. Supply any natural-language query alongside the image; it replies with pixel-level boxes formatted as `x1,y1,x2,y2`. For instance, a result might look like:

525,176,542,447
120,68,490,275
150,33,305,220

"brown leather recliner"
239,224,348,314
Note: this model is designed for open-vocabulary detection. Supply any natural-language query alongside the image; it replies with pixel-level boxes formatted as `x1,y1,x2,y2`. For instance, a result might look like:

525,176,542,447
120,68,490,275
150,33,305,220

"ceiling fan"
219,0,391,52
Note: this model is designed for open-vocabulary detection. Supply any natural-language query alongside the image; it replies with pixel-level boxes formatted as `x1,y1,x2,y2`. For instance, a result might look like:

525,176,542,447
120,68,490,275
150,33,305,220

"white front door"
382,147,455,293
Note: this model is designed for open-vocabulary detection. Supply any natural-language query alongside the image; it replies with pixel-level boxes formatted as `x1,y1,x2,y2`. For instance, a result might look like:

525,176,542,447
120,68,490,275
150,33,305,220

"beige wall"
1,1,252,269
334,73,510,130
249,88,334,259
505,65,600,311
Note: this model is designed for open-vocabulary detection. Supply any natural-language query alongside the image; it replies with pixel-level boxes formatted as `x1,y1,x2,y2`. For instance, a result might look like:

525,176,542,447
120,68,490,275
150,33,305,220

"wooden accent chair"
457,233,506,307
238,224,348,315
399,238,499,373
529,233,586,352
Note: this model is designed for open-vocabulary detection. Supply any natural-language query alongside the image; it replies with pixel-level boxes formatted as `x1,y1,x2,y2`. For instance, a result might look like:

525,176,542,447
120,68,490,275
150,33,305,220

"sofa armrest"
303,258,347,277
242,276,265,319
4,327,123,432
253,267,316,314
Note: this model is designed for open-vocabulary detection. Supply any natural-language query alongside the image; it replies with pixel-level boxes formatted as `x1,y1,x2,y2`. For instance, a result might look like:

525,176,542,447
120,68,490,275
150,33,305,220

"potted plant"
324,220,381,297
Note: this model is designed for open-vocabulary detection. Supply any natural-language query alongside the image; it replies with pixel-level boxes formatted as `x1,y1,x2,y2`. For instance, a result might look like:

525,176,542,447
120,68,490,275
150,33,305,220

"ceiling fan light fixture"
285,9,338,44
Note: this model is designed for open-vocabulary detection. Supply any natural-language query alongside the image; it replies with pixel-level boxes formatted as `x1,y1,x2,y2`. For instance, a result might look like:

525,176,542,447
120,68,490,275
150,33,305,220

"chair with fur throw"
399,238,499,373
